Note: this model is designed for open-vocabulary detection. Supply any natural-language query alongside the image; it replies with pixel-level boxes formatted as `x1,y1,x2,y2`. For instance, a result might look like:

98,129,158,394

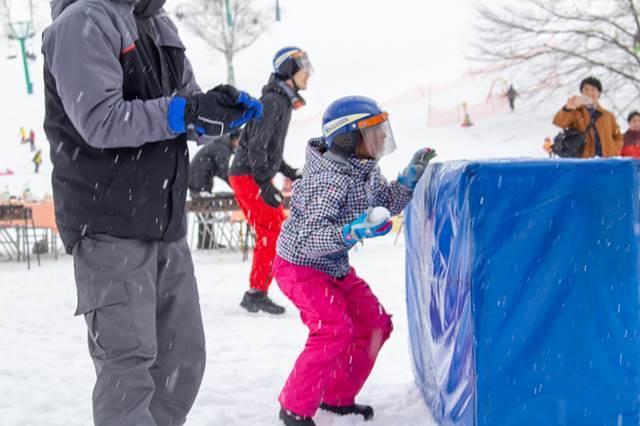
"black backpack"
553,110,601,158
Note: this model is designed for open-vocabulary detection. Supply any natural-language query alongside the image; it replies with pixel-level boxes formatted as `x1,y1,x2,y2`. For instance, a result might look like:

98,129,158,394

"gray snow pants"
73,235,206,426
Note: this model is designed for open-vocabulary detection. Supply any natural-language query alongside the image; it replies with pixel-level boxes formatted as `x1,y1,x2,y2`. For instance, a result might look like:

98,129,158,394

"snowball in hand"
366,206,391,227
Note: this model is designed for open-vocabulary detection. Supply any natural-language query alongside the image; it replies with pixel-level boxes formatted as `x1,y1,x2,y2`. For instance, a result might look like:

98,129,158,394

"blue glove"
167,96,189,133
342,209,393,245
231,91,264,128
167,86,263,136
397,148,437,190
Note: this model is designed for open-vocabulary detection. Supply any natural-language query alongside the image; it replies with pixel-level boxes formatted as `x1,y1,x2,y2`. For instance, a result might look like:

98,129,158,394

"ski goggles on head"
292,50,314,75
357,112,397,159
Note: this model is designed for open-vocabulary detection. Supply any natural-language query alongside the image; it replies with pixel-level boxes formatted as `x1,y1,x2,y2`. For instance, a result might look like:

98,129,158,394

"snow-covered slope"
0,239,436,426
0,0,570,199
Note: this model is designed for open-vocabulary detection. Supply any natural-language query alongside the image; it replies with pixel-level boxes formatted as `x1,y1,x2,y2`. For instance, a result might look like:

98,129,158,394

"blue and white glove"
342,207,393,245
232,91,264,128
397,148,437,190
167,85,263,137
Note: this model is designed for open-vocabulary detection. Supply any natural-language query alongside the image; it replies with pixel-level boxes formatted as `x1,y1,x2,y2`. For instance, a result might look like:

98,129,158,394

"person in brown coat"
552,77,623,157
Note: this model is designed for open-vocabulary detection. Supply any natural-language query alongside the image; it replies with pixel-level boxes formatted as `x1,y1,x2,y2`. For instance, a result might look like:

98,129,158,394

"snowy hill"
0,0,573,200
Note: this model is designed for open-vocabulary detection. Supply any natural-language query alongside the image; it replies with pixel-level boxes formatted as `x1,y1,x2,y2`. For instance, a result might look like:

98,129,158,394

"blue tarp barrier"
405,159,640,426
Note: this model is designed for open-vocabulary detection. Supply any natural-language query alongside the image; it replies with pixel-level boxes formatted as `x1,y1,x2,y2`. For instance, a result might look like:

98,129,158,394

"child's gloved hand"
398,148,436,190
342,207,393,245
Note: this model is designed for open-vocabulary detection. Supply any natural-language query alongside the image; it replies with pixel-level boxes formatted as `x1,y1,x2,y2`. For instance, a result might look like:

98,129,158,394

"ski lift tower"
2,0,35,95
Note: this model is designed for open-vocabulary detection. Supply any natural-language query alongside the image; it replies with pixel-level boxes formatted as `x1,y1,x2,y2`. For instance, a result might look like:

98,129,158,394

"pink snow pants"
273,256,393,417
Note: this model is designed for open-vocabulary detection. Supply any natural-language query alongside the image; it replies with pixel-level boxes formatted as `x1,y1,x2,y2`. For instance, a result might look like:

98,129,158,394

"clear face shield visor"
357,112,397,159
292,51,314,76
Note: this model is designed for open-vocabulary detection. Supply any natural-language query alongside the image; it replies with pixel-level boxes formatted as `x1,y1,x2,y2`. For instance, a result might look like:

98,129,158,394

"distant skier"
29,130,36,152
32,149,42,174
506,84,518,112
229,46,312,315
543,136,554,157
461,101,474,127
274,95,436,425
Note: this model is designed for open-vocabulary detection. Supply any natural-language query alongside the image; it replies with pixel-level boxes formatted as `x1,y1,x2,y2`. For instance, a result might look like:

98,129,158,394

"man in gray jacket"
42,0,262,424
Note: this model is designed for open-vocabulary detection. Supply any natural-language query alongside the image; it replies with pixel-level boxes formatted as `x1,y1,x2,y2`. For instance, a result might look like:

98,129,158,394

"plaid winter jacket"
276,138,413,278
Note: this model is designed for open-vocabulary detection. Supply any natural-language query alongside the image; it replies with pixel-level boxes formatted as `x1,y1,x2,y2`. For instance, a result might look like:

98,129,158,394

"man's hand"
167,85,263,137
232,91,264,128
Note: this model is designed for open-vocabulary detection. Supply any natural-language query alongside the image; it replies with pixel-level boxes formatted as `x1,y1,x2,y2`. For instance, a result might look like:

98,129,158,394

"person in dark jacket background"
42,0,262,424
506,84,518,112
622,111,640,158
189,129,241,198
229,46,313,315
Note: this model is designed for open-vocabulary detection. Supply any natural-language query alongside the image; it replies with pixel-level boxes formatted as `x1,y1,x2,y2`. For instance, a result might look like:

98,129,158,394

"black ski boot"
279,408,315,426
319,402,374,421
240,290,285,315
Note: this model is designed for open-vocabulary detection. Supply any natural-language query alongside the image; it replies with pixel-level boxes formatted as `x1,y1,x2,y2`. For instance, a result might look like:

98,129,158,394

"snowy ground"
0,238,435,426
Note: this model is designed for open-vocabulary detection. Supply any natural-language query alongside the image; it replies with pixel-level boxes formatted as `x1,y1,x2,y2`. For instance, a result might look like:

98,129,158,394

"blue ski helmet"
273,46,314,80
322,96,396,159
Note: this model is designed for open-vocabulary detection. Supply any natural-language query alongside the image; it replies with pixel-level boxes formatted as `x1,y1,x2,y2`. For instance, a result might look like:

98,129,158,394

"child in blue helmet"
274,95,436,425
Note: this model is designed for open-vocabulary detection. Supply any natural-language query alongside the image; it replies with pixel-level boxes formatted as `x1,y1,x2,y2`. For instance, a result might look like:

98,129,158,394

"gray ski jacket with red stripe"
43,0,200,252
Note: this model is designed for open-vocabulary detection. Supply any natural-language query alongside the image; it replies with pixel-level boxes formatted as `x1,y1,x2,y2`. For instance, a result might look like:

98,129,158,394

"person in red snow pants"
274,256,393,417
229,175,286,292
229,46,313,315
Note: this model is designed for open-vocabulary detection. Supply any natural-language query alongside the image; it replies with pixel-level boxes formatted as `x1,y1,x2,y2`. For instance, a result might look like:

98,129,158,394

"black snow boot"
319,402,374,421
279,408,315,426
240,290,285,315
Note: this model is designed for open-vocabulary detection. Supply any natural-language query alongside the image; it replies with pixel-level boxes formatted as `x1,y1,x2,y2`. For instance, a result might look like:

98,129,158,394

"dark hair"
580,77,602,93
628,111,640,123
229,129,242,140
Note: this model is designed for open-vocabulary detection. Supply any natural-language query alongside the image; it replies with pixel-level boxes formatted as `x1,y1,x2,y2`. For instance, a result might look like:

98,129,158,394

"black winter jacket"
188,136,232,193
229,75,299,184
43,0,200,253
